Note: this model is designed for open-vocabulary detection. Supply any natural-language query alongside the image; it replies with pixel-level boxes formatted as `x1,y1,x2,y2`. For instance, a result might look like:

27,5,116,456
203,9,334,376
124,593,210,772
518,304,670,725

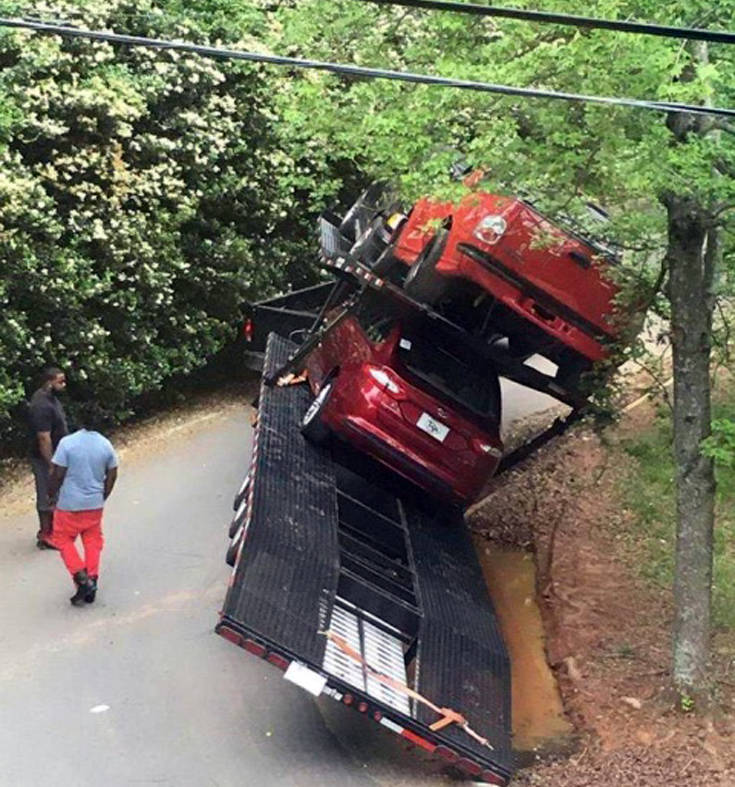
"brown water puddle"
473,540,574,755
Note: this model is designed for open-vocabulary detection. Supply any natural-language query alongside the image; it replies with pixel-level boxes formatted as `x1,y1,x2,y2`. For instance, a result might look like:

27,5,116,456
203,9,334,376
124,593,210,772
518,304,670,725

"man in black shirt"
28,366,69,549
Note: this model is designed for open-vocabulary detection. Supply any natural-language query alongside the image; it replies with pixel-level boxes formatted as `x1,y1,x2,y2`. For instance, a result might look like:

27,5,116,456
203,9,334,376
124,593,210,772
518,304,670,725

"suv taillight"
473,215,507,246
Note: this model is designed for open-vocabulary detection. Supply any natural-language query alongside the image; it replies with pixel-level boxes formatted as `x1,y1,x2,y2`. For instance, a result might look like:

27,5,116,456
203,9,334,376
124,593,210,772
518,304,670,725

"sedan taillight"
471,437,503,458
367,366,402,395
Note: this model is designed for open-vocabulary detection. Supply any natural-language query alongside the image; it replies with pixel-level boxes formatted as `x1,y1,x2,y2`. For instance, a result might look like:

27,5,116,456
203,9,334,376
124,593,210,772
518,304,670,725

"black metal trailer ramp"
217,333,513,784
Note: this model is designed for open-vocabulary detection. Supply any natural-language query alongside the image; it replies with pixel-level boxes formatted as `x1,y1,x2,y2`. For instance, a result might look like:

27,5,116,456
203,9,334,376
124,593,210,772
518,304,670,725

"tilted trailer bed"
217,333,514,784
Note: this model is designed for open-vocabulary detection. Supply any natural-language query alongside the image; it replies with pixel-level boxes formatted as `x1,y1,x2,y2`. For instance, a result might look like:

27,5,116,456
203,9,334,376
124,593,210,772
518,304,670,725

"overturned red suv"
301,293,503,506
353,187,623,389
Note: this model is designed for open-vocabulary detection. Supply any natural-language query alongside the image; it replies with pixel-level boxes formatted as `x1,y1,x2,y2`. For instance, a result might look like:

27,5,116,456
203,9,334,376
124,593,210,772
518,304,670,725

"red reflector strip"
266,653,290,671
481,769,507,786
435,745,458,762
457,757,482,777
217,627,242,647
243,639,266,658
401,729,437,753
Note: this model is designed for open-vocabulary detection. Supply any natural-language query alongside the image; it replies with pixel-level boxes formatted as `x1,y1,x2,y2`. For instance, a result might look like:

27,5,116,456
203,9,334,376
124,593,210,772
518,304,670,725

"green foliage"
0,0,334,445
701,418,735,469
620,386,735,628
266,0,735,405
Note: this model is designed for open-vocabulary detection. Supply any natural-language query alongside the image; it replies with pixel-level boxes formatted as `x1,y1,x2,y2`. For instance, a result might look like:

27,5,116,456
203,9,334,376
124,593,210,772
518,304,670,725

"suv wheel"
301,381,333,444
403,229,449,305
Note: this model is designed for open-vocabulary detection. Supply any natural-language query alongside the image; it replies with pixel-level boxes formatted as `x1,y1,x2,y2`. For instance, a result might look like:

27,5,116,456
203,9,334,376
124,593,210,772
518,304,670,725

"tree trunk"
666,195,716,693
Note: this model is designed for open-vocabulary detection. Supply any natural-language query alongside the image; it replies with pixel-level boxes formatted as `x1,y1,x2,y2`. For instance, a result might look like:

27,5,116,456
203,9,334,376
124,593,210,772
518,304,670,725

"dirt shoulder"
471,404,735,786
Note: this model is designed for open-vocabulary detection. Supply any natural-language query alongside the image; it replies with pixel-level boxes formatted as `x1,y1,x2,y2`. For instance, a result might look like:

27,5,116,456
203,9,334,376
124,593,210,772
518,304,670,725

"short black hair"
41,365,64,384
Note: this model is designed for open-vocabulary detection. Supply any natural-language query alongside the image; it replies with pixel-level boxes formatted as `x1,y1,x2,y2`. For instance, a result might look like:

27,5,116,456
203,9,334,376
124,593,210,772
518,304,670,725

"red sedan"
301,295,503,507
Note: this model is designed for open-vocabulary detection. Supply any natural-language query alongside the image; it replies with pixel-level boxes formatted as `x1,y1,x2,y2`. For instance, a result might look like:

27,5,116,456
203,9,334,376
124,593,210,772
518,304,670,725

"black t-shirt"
28,388,68,458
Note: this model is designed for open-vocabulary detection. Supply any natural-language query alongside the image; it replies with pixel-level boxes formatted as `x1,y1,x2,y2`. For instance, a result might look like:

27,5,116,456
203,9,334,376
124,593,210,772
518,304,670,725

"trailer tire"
232,473,250,511
301,381,333,444
226,532,242,567
403,229,449,305
229,507,245,539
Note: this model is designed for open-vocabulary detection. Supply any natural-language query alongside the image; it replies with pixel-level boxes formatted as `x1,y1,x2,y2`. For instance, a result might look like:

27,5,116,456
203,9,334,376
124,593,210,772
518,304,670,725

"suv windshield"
396,327,501,423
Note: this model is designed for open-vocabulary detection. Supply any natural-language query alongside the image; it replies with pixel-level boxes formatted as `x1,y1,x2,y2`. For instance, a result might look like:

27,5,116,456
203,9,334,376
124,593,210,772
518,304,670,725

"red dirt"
470,403,735,786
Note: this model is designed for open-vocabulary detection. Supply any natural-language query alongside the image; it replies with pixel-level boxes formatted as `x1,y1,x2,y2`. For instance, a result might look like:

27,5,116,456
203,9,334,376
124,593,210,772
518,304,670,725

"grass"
619,385,735,630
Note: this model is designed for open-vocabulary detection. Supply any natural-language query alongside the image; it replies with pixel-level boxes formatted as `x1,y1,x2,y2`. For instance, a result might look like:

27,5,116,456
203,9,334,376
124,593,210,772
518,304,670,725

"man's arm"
48,463,67,505
36,431,53,466
104,466,117,500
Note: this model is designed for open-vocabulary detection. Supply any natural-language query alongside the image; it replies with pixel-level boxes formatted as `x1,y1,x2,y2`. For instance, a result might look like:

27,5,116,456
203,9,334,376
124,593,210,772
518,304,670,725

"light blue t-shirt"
52,430,118,512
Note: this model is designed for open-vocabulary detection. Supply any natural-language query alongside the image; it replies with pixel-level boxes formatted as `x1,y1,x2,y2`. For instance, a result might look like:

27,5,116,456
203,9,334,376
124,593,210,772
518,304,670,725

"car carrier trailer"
216,191,615,783
217,333,514,784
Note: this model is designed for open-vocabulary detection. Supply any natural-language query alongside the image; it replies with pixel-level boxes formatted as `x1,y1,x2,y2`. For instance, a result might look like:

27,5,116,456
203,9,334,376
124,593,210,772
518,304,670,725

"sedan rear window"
397,329,500,422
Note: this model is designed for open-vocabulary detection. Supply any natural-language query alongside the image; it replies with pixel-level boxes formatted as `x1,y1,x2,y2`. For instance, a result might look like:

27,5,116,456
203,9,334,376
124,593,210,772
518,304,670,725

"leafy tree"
0,0,330,442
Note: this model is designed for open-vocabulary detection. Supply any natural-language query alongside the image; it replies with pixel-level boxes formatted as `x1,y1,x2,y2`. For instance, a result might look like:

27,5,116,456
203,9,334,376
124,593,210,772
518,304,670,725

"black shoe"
85,577,98,604
70,570,96,607
36,538,59,551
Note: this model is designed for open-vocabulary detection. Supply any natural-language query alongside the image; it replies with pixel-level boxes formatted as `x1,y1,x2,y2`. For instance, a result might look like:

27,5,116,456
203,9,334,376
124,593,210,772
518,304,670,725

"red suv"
301,293,503,506
389,192,622,387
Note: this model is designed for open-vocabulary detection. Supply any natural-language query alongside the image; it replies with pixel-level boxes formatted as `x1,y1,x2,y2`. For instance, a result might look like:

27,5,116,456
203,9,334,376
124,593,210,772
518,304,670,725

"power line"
356,0,735,45
0,16,733,119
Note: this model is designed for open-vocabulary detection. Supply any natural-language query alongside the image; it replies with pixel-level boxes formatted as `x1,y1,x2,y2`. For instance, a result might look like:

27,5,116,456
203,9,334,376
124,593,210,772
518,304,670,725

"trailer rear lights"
435,745,459,763
372,711,382,722
343,693,354,706
481,769,507,785
243,319,254,342
457,757,482,777
243,639,267,658
218,627,242,647
266,652,290,671
357,701,369,713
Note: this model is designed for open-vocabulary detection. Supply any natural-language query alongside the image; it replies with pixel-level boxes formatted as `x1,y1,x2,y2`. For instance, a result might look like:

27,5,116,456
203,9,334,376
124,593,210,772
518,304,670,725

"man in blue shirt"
48,416,118,606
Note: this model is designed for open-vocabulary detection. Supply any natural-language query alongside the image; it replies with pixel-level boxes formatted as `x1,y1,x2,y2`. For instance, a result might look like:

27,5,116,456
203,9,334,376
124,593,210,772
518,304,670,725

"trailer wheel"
301,381,333,444
403,229,449,305
232,473,250,511
226,532,242,567
229,504,246,539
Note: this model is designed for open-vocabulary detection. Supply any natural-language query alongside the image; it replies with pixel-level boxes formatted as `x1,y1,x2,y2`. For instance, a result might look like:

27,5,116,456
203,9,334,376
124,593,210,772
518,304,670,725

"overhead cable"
356,0,735,45
0,17,733,119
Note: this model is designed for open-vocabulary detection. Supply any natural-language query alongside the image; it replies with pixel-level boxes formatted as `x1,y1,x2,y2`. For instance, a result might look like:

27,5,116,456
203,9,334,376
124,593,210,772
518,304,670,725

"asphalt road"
0,374,554,787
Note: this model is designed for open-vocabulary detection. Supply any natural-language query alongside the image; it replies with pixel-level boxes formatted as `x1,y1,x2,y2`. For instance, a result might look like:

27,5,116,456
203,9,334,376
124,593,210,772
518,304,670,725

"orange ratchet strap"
320,630,493,749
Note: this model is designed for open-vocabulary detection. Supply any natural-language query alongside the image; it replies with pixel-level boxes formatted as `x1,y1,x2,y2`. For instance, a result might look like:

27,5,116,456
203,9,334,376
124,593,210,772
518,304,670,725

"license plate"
416,412,449,442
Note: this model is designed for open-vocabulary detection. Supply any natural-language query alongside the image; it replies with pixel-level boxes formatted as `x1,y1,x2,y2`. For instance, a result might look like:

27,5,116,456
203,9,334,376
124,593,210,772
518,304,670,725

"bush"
0,0,334,449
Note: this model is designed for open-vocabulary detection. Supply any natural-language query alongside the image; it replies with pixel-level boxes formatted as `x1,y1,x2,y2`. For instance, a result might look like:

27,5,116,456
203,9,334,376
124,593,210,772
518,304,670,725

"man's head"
72,404,104,433
40,366,66,395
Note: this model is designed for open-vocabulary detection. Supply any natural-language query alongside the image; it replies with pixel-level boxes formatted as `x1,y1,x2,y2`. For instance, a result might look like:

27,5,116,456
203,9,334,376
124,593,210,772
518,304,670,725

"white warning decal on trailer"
284,662,328,697
379,717,404,734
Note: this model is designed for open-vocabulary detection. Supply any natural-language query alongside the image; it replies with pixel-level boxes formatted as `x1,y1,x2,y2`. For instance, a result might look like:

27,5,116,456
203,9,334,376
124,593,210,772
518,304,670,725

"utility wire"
356,0,735,45
0,16,733,119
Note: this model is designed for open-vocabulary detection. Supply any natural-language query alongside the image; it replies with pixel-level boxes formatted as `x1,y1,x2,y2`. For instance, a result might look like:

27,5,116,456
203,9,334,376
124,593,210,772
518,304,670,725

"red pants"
51,508,105,578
